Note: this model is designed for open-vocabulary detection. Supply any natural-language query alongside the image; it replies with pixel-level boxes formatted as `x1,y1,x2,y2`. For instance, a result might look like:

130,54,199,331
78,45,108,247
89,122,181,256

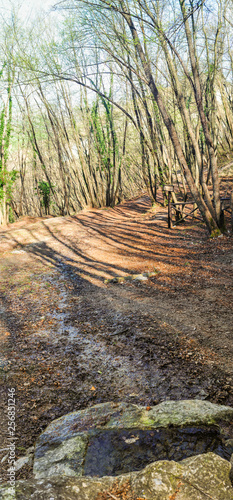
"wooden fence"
163,185,233,230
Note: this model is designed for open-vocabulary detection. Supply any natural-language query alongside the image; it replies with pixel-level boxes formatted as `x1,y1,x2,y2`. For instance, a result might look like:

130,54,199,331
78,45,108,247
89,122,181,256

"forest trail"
0,194,233,481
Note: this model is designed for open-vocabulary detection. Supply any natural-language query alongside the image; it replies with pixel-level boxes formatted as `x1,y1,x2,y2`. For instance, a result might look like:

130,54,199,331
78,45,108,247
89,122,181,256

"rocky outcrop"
0,453,233,499
1,400,233,499
33,400,233,479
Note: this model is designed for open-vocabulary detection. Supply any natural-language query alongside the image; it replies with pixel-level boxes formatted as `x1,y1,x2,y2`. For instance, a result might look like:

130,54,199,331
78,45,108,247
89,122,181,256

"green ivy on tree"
37,181,54,215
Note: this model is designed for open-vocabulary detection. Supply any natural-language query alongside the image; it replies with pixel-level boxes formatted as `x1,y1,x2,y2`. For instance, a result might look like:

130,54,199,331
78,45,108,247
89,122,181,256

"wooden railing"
163,185,233,230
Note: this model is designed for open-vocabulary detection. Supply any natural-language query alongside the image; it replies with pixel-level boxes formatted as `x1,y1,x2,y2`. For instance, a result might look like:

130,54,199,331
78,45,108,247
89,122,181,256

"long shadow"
0,196,232,470
1,196,207,293
1,218,197,292
0,193,210,339
1,194,203,271
71,205,203,248
1,237,232,414
23,239,133,285
43,221,198,278
50,216,201,273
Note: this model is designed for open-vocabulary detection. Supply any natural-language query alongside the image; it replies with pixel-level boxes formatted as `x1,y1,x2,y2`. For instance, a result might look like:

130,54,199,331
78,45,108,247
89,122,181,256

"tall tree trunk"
122,8,218,233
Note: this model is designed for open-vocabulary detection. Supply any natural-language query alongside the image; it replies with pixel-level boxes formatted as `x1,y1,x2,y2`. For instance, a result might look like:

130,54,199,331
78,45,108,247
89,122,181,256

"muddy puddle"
33,265,232,413
84,426,232,476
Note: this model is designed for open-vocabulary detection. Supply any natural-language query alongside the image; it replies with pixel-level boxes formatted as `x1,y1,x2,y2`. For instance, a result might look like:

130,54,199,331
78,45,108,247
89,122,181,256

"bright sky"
0,0,57,20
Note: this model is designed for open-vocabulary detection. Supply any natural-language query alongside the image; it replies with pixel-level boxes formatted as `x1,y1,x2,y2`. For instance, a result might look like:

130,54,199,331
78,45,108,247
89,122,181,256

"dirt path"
0,195,233,480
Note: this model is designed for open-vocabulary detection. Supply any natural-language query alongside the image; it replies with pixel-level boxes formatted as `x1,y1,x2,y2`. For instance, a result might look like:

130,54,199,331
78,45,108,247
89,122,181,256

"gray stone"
132,274,148,281
26,446,35,456
104,271,158,284
33,400,233,480
0,453,232,499
146,399,233,427
14,456,32,472
34,434,88,478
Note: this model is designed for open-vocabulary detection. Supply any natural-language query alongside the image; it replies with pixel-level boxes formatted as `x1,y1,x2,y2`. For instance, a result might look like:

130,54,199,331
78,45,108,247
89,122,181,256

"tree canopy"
1,0,233,234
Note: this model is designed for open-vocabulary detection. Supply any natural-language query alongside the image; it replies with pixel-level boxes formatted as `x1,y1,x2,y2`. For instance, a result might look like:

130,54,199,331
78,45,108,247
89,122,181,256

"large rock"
33,400,233,479
0,453,232,499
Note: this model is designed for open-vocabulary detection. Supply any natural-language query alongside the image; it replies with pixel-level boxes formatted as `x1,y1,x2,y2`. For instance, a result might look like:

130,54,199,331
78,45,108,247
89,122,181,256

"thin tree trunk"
122,9,218,233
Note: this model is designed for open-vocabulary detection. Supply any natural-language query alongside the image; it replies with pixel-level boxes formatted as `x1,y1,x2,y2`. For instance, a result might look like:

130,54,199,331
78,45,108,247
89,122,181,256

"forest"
1,0,233,234
1,2,233,498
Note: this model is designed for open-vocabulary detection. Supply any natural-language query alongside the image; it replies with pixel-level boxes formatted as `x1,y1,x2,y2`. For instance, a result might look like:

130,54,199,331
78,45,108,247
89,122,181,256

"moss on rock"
0,453,232,499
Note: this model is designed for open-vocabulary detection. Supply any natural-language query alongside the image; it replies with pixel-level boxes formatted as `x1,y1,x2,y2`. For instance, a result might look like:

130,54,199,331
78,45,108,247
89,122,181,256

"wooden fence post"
163,185,174,229
168,191,171,229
